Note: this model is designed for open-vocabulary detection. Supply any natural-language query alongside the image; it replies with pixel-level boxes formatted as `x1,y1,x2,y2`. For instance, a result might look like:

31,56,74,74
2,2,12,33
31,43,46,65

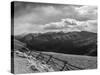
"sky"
13,2,97,35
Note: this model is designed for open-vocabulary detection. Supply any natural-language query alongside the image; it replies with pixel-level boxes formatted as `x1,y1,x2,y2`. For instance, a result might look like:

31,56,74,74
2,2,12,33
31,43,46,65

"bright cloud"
75,6,97,20
44,18,97,33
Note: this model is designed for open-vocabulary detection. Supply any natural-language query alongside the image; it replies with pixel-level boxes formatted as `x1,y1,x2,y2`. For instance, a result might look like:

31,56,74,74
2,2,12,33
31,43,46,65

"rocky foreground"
14,51,54,74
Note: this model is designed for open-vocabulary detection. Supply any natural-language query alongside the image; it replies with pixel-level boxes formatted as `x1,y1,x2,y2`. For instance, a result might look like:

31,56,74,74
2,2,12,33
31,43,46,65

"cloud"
44,18,79,30
14,5,97,25
40,6,62,16
14,23,44,35
14,6,65,25
62,18,78,25
44,22,65,30
44,18,97,33
75,6,97,21
83,20,97,32
14,2,97,35
68,19,97,33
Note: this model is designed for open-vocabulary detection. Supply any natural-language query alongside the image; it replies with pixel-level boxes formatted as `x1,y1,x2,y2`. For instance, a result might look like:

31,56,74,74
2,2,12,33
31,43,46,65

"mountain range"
14,31,97,56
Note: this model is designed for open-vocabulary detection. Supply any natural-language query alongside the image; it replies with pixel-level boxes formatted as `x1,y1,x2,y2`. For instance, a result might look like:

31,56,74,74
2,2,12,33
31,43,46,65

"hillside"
14,39,26,50
12,39,97,74
15,31,97,56
14,50,97,74
42,52,97,69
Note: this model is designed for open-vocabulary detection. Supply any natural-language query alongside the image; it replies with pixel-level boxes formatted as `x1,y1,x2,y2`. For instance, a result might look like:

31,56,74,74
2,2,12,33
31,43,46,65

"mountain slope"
15,31,97,56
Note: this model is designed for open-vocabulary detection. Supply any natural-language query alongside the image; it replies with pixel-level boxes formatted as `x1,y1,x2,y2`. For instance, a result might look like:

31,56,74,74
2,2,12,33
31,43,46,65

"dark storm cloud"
14,1,84,25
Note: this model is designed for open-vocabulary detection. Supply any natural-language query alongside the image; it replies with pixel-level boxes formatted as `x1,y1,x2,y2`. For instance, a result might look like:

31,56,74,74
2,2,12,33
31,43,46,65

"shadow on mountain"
13,31,97,56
